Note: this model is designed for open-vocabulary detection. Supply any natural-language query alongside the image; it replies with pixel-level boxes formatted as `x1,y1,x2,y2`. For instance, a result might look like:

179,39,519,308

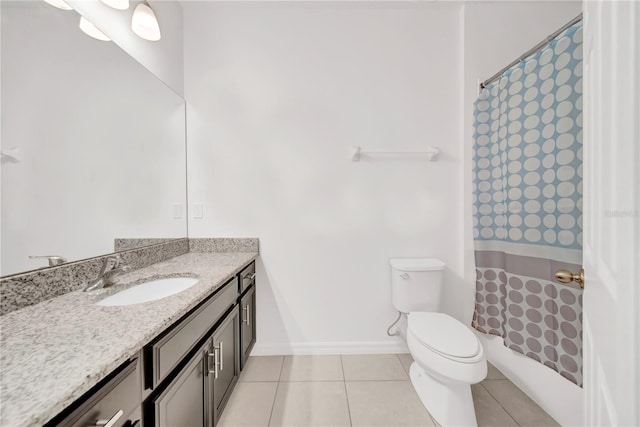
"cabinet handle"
209,341,224,378
93,409,124,427
247,305,251,326
243,272,256,281
211,346,220,379
242,305,250,325
214,345,219,379
206,350,216,377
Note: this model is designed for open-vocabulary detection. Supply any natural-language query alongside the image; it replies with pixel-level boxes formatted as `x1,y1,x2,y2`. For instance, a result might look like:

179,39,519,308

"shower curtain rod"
479,13,583,90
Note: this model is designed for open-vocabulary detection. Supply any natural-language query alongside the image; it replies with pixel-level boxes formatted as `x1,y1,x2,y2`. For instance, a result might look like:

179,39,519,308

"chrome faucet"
29,255,68,267
84,255,131,292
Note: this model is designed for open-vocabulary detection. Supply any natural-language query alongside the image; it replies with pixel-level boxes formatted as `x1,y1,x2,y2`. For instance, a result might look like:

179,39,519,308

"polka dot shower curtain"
471,22,584,386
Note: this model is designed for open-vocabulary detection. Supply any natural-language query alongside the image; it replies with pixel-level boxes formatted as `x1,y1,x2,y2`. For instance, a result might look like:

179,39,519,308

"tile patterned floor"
218,354,560,427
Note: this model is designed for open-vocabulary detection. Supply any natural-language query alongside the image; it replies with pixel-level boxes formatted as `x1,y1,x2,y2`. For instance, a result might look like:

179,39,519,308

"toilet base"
409,362,478,427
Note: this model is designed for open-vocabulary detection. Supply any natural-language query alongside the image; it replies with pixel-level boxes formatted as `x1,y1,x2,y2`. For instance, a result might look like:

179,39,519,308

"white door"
582,1,639,426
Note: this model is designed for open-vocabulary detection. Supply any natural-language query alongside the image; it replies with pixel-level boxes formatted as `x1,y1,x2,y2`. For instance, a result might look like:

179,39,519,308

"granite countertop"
0,251,258,427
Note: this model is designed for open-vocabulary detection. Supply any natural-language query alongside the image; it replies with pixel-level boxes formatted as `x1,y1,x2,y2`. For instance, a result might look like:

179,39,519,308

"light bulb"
131,2,161,41
79,16,111,42
43,0,73,10
99,0,130,10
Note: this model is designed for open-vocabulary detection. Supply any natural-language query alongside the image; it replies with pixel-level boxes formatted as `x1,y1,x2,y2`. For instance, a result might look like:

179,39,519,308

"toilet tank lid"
390,258,445,272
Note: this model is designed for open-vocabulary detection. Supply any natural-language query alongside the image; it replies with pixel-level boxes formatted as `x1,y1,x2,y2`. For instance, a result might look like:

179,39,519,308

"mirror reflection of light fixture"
131,1,161,41
99,0,130,10
79,16,111,42
43,0,73,10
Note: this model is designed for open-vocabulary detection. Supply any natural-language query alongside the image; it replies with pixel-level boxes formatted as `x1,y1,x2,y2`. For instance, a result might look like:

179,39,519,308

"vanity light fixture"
100,0,130,10
79,16,111,42
43,0,73,10
131,1,161,41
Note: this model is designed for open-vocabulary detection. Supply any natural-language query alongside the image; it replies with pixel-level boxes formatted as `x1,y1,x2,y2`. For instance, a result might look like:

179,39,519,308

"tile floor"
218,354,560,427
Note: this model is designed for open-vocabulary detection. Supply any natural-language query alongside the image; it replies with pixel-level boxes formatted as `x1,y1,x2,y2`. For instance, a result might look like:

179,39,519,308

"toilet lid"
408,312,480,358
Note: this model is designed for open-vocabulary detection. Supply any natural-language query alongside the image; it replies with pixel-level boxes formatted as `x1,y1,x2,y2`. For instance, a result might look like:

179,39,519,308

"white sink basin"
97,277,200,306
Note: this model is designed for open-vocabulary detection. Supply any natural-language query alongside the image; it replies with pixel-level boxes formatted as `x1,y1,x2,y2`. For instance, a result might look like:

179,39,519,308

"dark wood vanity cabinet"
238,262,257,370
145,278,238,389
209,307,240,425
47,260,256,427
149,307,239,427
240,285,256,369
144,277,241,427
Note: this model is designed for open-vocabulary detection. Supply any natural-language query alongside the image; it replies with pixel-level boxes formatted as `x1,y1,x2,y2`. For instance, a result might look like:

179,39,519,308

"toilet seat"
407,327,487,385
408,312,483,363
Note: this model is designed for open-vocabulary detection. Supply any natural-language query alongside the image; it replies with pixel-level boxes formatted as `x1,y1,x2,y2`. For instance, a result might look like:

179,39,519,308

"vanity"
0,251,258,427
143,261,256,427
0,4,258,426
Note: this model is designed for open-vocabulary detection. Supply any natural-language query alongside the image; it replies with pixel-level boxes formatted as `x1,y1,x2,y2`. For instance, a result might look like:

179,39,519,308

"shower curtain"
472,23,584,386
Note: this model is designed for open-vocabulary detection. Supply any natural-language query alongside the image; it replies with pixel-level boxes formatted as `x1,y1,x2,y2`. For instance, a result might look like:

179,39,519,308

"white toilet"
390,258,487,427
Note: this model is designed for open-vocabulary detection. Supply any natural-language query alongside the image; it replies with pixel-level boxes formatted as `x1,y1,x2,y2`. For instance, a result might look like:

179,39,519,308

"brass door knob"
554,268,584,289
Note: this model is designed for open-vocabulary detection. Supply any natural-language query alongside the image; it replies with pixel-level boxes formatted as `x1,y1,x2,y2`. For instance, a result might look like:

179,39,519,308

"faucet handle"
112,256,130,270
103,264,131,286
99,256,120,274
29,255,68,267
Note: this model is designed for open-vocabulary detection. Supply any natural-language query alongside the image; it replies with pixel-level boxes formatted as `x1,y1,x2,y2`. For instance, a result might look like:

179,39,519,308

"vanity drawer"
148,277,238,388
55,358,141,427
239,262,256,294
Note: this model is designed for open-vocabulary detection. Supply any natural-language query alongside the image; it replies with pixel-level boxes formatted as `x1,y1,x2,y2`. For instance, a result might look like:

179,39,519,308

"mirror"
0,2,187,276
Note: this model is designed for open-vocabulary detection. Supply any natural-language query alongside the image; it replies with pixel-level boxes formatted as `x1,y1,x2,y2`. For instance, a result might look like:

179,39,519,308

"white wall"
184,1,464,354
1,3,186,275
67,0,184,96
461,2,584,426
184,1,585,424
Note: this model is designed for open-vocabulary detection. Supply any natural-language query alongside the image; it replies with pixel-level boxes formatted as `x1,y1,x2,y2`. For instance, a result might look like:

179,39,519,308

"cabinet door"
152,346,206,427
240,286,256,370
206,307,239,426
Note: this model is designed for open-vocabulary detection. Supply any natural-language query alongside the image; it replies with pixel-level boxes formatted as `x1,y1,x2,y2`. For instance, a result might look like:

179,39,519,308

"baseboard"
251,341,409,356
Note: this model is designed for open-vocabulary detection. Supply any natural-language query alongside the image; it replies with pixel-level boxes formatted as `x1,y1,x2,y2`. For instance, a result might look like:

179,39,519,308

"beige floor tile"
269,381,351,427
279,355,343,381
485,362,507,380
346,381,434,427
429,413,442,427
217,382,278,427
342,354,408,381
240,356,284,382
396,353,414,375
471,383,519,427
482,380,560,427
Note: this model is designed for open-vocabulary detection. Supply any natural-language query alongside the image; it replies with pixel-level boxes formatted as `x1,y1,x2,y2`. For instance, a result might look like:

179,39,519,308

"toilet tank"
390,258,445,313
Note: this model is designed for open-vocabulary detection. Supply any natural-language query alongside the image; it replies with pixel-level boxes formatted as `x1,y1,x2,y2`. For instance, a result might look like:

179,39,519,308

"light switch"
172,204,182,219
193,204,204,219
